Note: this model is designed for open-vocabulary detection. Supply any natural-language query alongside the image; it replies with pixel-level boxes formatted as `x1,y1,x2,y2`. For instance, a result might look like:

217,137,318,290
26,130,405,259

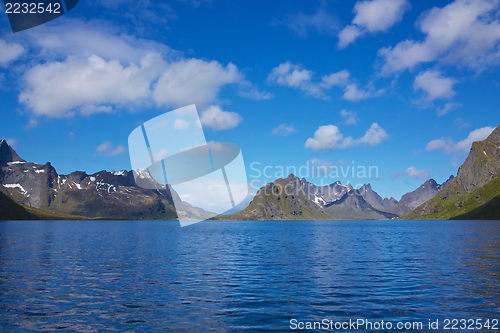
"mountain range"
2,121,499,221
228,172,453,220
0,139,212,220
229,123,500,222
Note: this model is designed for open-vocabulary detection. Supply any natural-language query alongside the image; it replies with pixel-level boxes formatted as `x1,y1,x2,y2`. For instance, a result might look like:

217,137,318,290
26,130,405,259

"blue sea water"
0,220,499,332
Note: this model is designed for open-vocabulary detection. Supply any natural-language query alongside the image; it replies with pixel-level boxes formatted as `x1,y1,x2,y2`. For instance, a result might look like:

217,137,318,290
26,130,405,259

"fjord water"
1,220,499,332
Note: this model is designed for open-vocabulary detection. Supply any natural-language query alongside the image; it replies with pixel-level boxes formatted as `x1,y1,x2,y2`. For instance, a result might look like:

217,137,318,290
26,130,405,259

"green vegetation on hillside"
406,176,500,220
231,178,334,220
0,190,89,220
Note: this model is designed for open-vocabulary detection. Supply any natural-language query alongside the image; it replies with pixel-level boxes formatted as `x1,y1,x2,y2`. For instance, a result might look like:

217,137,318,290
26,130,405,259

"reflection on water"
0,220,499,332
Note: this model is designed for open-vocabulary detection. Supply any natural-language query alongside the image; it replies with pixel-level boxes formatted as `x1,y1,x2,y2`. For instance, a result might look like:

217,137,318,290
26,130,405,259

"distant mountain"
407,124,500,220
389,177,454,216
0,139,212,220
230,174,398,220
358,183,398,211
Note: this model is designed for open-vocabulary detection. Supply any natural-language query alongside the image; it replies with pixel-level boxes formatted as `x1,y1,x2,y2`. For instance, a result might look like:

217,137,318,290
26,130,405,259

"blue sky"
1,0,500,201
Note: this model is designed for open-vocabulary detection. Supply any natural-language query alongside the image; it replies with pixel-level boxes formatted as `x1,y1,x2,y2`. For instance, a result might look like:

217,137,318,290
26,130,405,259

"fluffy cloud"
340,110,358,125
200,105,242,131
269,63,379,101
320,69,350,88
24,20,171,64
342,84,374,101
153,59,242,108
0,39,25,67
338,0,410,48
14,20,266,122
268,62,324,98
19,54,159,118
305,122,388,151
94,141,127,156
174,118,190,130
272,0,339,37
18,52,249,119
414,70,457,102
391,166,432,180
426,126,495,154
271,124,297,136
379,0,500,74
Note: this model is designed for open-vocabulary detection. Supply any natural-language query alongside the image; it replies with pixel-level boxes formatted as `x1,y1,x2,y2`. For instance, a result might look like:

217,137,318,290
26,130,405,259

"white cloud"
340,110,358,125
342,84,373,101
338,26,363,49
305,122,388,151
426,126,495,154
0,39,24,67
356,122,389,146
153,148,170,161
379,0,500,74
437,102,462,117
273,0,339,37
391,166,432,180
320,69,350,88
271,124,297,136
18,52,250,118
200,105,242,131
269,63,379,101
24,20,172,64
305,125,345,150
13,20,266,120
338,0,410,48
174,118,190,130
19,53,159,118
268,62,324,98
153,59,242,108
414,70,457,102
94,141,127,156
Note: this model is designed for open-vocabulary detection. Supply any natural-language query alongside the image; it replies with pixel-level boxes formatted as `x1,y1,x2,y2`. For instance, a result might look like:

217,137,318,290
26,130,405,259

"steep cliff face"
407,124,500,220
0,139,24,166
456,126,500,193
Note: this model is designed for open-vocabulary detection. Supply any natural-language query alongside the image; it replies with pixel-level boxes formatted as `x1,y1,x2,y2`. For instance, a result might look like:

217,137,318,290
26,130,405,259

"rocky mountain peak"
456,123,500,193
486,123,500,145
285,173,299,182
0,139,25,166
